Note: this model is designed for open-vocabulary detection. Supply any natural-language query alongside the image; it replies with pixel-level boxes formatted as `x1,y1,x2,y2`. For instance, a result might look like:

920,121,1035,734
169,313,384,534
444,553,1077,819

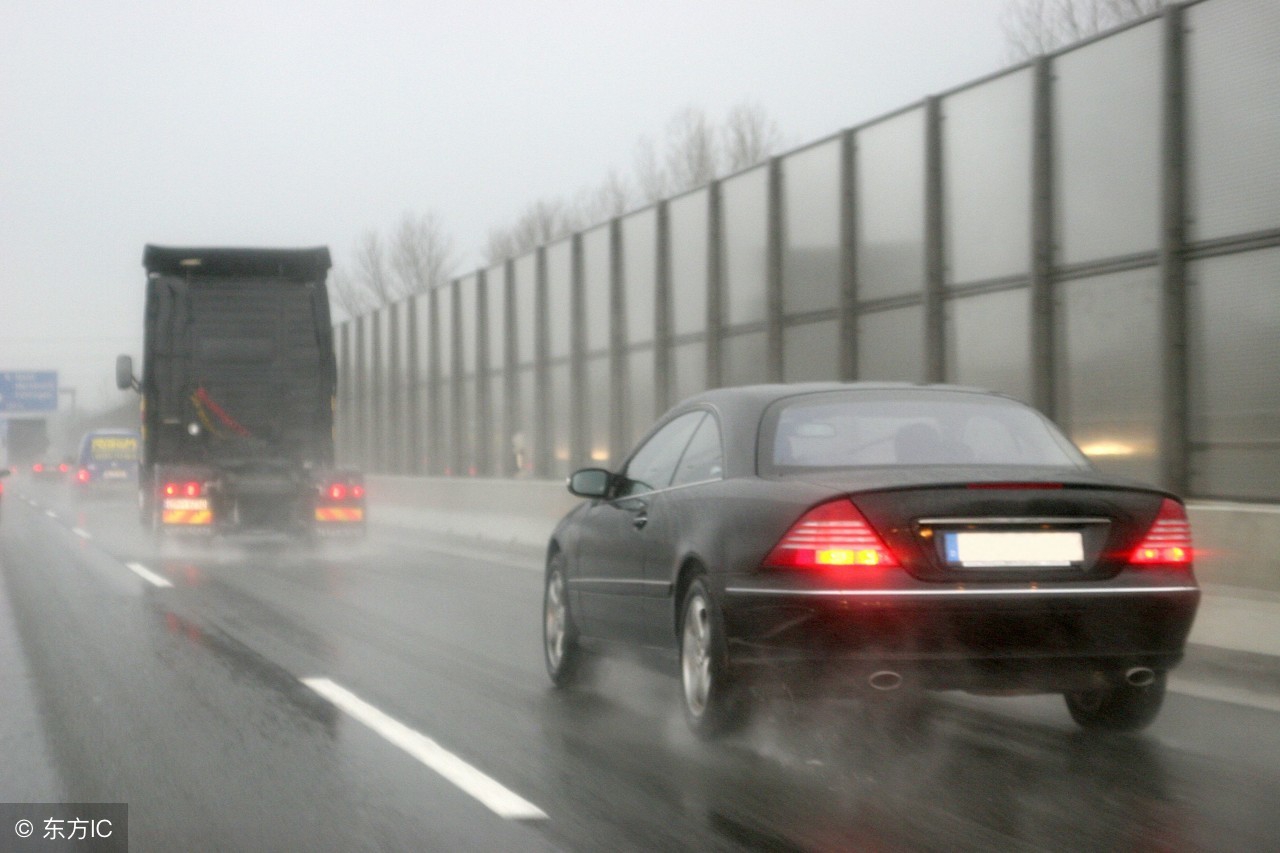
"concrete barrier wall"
370,476,1280,590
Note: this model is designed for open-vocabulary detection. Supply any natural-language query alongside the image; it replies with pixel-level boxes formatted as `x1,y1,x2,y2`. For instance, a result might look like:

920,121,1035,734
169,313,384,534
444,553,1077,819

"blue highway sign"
0,371,58,414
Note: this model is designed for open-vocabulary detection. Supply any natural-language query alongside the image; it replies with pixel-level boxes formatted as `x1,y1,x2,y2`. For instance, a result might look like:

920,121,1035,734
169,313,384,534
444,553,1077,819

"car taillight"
764,498,899,569
1129,498,1193,565
77,468,90,483
59,463,69,473
32,463,44,473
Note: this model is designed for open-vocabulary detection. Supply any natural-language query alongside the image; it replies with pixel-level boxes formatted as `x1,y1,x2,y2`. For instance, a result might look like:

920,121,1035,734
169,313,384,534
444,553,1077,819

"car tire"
1065,671,1167,732
680,577,748,739
544,553,585,688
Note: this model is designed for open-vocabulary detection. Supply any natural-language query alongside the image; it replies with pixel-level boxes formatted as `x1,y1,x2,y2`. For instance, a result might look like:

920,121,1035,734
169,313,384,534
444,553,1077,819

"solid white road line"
72,528,92,540
301,677,547,821
125,562,173,589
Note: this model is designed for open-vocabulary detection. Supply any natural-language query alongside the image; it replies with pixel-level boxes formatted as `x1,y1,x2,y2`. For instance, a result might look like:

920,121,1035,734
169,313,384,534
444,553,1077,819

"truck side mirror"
116,354,138,391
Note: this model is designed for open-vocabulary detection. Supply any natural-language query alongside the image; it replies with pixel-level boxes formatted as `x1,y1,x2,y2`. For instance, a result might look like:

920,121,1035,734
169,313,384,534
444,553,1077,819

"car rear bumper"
721,577,1200,691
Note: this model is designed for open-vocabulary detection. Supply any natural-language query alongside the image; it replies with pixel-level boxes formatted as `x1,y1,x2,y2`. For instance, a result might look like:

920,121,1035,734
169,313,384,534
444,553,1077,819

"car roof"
80,428,140,438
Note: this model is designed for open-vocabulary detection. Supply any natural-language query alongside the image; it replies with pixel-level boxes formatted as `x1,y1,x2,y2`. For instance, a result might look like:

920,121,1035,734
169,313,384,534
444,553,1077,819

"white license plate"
103,469,128,479
944,531,1083,568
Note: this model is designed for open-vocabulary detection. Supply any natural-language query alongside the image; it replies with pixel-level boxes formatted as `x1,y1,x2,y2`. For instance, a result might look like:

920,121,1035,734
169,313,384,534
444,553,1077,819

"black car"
543,383,1200,737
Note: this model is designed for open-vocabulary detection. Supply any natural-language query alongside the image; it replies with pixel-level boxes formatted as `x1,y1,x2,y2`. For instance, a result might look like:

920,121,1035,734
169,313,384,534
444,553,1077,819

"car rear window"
760,390,1088,473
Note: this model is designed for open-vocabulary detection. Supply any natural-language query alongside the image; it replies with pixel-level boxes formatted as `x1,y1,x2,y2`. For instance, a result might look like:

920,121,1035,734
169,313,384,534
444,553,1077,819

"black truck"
117,245,365,536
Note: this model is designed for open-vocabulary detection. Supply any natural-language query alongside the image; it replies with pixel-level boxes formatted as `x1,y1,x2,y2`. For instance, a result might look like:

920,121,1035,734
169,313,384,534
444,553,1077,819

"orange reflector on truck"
162,509,213,525
315,506,364,522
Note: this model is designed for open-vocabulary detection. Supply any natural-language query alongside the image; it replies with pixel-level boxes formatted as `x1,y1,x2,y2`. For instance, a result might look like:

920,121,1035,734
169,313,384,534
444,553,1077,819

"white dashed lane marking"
72,528,92,540
301,677,546,821
125,562,173,589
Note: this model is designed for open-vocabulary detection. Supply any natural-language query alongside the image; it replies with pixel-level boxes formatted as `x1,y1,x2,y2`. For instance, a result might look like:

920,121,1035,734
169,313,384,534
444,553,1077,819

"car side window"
621,412,706,497
671,413,723,487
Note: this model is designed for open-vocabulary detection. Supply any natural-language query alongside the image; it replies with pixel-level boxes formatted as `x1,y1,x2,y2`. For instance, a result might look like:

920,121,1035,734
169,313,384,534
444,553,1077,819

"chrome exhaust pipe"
868,670,902,691
1125,667,1155,687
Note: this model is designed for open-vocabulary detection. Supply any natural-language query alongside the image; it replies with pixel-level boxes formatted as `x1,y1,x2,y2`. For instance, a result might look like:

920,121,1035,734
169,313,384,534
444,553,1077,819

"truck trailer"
118,245,365,536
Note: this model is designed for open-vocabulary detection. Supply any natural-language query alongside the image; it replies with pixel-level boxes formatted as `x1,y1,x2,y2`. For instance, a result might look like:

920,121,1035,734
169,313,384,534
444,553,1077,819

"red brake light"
328,483,347,501
764,499,899,569
33,463,44,473
77,468,90,483
1129,498,1193,565
183,481,202,498
164,482,177,497
352,484,365,499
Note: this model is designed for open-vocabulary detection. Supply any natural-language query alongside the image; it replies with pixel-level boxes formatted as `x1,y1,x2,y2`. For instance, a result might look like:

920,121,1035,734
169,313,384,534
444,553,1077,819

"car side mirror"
568,468,612,498
116,354,138,391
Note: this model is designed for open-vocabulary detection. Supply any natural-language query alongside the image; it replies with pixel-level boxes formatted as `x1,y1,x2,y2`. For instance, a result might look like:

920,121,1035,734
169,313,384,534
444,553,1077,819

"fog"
1,0,1009,413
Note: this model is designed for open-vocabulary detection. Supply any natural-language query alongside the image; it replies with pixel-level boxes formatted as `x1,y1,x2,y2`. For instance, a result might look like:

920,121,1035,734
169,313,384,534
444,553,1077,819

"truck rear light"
764,498,899,569
77,468,90,483
328,483,347,500
164,481,203,498
352,484,365,499
1129,498,1193,565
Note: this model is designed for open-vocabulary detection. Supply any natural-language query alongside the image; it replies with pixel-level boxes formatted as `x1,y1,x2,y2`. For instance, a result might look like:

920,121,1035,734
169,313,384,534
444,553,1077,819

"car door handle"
632,512,648,530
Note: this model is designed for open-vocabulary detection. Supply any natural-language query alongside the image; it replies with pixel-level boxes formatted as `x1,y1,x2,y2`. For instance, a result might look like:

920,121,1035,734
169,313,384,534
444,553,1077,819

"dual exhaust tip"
865,667,1156,691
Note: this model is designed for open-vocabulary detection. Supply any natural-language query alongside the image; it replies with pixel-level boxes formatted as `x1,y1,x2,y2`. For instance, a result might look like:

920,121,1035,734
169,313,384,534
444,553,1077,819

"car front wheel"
1065,671,1167,732
544,554,584,688
680,578,746,738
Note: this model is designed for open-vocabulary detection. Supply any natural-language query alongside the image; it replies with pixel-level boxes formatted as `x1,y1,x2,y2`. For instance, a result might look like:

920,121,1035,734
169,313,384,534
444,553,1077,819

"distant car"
73,429,140,495
30,458,71,481
543,383,1201,737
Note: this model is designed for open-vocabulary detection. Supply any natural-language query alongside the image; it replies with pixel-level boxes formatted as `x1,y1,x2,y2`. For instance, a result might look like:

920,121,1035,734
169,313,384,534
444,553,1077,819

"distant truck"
5,417,49,471
117,245,365,536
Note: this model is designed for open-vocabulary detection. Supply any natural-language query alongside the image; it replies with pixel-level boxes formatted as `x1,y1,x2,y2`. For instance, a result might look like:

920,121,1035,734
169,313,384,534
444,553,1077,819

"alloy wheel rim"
545,571,565,669
682,594,711,716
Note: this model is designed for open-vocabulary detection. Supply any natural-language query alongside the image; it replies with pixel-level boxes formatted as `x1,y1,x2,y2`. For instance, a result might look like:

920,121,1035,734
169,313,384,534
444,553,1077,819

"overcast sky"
1,0,1012,412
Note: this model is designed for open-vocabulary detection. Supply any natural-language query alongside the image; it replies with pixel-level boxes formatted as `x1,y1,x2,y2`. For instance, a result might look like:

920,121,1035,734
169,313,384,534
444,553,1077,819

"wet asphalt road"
3,480,1280,852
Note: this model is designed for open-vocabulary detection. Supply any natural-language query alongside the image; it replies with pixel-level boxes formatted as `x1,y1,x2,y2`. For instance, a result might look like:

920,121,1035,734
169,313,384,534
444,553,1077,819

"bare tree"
1002,0,1166,61
483,100,784,262
633,135,672,204
390,211,454,299
722,101,785,173
329,266,376,318
484,199,577,263
664,106,721,191
351,230,396,306
568,170,633,231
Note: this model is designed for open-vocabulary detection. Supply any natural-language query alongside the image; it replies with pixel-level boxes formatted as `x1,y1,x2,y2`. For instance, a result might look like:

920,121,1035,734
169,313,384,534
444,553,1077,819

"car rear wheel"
544,554,584,688
680,578,747,739
1065,671,1167,732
